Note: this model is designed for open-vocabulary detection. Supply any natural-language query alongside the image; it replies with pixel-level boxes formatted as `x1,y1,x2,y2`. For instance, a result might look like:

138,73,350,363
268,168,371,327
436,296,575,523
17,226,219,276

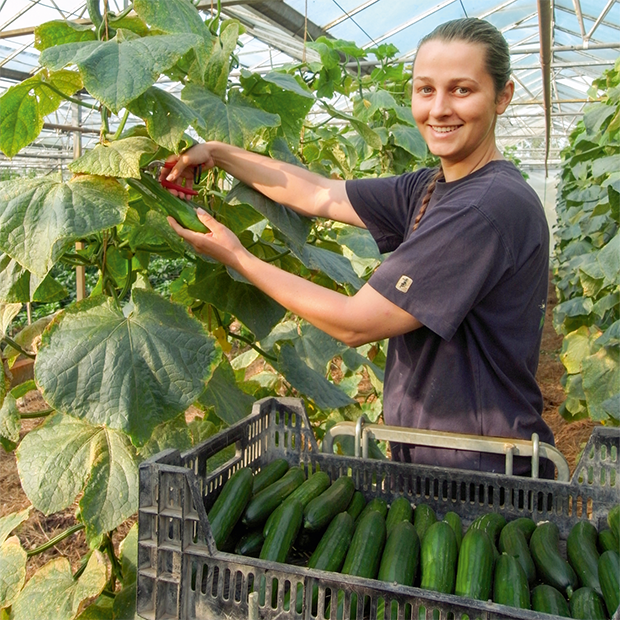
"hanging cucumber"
126,172,208,233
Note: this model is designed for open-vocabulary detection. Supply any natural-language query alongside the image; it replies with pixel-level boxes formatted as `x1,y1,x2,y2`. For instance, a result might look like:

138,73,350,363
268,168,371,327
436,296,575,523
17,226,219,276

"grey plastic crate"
137,397,620,620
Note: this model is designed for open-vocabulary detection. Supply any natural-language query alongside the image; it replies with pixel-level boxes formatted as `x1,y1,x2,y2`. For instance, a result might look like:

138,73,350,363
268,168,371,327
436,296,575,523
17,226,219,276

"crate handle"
324,421,570,482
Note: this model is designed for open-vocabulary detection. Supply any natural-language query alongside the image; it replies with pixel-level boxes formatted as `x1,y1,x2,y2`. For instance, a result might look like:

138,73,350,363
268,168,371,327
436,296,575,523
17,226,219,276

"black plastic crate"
137,397,620,620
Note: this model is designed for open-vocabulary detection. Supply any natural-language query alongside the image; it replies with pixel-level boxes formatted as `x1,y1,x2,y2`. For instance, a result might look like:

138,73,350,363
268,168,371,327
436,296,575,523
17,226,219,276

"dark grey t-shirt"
346,161,554,475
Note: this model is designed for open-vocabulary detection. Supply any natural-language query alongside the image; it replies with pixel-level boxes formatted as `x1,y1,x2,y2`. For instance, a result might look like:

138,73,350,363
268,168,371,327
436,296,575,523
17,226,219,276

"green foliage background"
0,1,433,617
552,58,620,427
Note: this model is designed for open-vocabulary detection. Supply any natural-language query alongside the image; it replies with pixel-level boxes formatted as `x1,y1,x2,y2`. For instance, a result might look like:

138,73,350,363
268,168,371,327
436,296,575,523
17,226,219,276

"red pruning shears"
145,160,202,197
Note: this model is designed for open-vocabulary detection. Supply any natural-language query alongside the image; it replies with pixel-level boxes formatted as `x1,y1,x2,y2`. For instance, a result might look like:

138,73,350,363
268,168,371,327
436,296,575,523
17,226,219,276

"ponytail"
412,169,444,232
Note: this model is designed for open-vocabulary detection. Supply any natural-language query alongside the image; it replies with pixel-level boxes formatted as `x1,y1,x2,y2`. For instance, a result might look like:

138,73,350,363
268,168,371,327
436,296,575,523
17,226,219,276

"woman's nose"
430,91,451,117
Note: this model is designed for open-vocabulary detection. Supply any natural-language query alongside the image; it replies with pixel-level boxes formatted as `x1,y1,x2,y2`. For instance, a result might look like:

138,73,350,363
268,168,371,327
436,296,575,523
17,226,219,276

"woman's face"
412,39,513,178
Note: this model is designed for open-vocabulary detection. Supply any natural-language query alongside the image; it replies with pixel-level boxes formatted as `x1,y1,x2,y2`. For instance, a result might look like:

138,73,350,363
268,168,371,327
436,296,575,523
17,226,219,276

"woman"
164,18,555,477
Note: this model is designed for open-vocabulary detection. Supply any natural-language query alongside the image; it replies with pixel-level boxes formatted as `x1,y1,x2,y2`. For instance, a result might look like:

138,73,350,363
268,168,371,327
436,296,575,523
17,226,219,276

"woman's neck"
441,145,504,182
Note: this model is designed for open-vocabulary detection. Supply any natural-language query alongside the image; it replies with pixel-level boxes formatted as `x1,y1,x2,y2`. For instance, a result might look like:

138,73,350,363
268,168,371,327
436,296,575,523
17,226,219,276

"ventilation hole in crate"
284,431,289,447
601,468,607,487
601,445,608,461
201,563,210,595
247,572,255,602
576,496,584,518
275,410,281,424
167,518,175,540
588,466,594,484
291,412,297,427
211,566,220,598
432,479,439,500
282,580,291,611
611,467,616,487
487,485,494,507
223,568,231,601
587,497,593,518
275,431,280,447
589,445,595,460
234,571,243,603
190,562,198,591
499,486,506,507
284,411,289,426
478,484,485,505
611,445,618,462
291,433,296,448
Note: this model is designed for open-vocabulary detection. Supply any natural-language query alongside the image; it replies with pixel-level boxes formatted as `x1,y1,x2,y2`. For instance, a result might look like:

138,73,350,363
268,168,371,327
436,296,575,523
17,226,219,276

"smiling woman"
166,18,555,478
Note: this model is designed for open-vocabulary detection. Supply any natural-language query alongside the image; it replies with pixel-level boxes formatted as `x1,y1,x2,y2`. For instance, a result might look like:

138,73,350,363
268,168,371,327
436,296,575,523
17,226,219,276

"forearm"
207,142,364,227
232,249,420,347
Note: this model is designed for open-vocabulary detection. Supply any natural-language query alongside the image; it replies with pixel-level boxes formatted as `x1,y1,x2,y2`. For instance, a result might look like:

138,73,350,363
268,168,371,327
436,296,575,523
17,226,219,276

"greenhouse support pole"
73,99,87,301
537,0,553,176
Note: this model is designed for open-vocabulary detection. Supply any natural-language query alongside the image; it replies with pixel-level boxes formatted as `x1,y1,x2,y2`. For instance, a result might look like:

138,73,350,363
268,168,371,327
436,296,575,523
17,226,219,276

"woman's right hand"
160,143,217,199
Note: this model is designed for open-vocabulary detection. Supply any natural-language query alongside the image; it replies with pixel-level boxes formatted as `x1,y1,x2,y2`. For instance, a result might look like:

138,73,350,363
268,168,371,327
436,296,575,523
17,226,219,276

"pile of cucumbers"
207,459,620,619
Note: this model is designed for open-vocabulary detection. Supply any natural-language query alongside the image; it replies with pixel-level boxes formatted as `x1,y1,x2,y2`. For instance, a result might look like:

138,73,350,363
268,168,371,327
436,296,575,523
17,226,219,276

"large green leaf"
17,413,138,535
34,20,96,51
597,231,620,283
0,253,67,304
275,344,355,410
391,124,427,158
582,347,620,422
0,536,27,610
78,425,139,537
321,102,382,150
560,326,592,374
182,84,280,148
241,70,314,148
127,87,205,152
35,289,220,444
296,244,364,289
0,175,128,277
0,393,19,444
39,31,201,113
136,414,192,460
10,551,107,620
0,303,21,336
0,507,31,545
294,322,347,373
198,357,255,425
134,0,211,40
592,155,620,178
225,183,312,253
203,22,240,96
189,262,286,340
69,137,159,178
0,70,82,158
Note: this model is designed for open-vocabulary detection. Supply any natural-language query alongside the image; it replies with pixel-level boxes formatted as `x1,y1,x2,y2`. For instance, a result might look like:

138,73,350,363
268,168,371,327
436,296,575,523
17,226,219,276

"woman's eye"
456,87,469,95
420,86,433,94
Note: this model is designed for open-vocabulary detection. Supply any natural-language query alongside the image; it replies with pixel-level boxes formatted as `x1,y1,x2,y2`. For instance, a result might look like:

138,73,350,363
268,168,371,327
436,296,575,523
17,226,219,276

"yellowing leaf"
11,551,107,620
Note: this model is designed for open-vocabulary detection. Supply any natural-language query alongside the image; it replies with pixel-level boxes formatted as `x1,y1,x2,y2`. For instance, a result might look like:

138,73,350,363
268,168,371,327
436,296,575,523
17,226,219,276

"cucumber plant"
552,58,620,427
0,1,432,617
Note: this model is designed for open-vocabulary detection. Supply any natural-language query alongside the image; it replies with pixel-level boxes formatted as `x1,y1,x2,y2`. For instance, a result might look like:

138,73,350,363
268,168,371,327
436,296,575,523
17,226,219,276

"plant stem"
228,332,277,362
264,249,290,264
20,409,55,419
1,336,35,360
39,82,99,110
118,258,133,301
27,523,85,557
112,108,130,141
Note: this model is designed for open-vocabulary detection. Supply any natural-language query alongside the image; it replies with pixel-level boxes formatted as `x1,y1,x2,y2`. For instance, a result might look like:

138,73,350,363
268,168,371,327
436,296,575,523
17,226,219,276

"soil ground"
0,277,596,578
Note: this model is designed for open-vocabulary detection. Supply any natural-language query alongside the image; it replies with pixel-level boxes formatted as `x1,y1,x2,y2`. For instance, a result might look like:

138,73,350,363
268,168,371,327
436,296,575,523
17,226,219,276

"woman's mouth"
430,125,460,133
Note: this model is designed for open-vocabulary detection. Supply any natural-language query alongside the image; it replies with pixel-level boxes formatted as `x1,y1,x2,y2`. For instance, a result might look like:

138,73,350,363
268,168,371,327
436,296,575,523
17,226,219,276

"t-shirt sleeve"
345,171,432,253
367,204,513,341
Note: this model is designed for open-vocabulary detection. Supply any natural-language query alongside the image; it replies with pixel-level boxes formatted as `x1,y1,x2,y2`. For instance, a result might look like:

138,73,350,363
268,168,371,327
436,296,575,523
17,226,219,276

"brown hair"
412,18,511,232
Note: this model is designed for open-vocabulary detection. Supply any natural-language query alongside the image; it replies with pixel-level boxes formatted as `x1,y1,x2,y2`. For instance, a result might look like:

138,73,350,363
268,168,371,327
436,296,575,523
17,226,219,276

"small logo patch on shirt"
396,275,412,293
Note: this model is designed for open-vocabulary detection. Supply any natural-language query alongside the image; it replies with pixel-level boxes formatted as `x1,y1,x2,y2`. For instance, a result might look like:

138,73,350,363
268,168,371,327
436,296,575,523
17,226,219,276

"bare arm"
169,210,422,347
164,141,365,228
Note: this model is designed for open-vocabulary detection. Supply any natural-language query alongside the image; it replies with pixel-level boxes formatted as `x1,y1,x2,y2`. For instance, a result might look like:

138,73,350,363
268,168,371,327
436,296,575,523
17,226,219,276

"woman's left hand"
167,208,246,269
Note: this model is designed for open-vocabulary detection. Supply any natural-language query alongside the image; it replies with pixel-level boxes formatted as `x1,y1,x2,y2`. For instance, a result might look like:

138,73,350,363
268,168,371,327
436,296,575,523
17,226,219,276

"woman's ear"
496,80,515,114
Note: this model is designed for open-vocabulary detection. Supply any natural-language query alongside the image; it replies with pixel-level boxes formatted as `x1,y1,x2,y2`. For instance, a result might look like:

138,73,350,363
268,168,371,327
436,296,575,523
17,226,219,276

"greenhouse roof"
0,0,618,174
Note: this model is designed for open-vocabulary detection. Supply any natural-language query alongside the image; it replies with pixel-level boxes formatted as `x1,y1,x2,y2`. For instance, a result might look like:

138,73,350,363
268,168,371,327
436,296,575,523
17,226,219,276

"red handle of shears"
159,163,200,196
